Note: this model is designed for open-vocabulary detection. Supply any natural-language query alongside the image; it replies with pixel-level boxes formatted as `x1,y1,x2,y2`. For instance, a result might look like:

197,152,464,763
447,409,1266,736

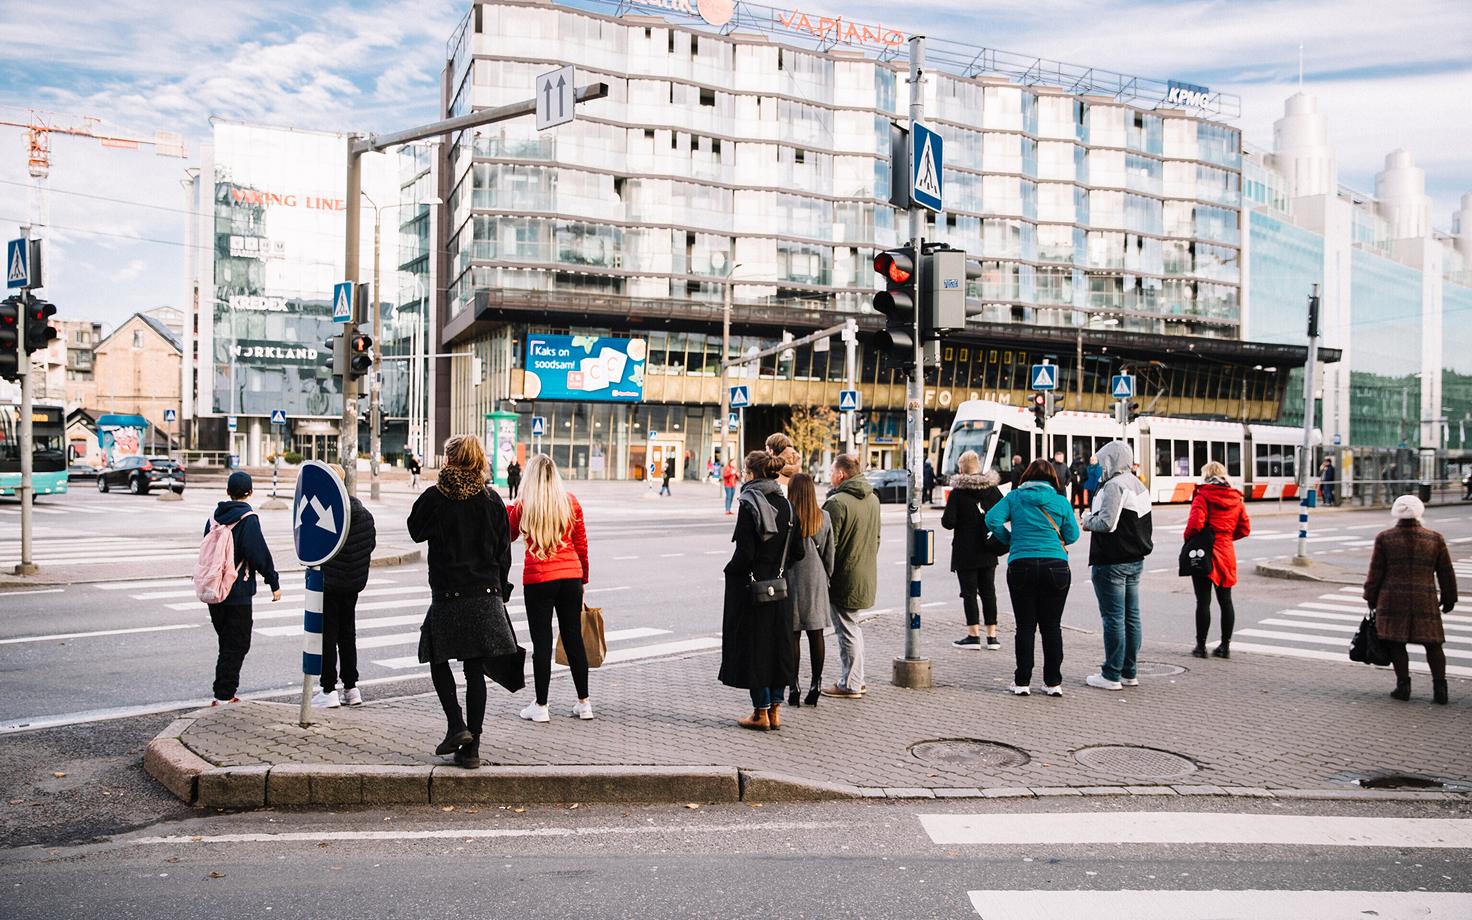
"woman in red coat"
1363,495,1457,704
1184,461,1250,659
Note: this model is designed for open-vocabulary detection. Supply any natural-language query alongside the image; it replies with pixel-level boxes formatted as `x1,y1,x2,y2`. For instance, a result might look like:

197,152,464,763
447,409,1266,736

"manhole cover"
911,739,1030,770
1074,745,1198,780
1134,662,1186,677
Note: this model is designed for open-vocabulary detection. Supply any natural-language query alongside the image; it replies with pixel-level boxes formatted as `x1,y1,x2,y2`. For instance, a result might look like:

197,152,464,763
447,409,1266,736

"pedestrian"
765,433,800,494
1085,455,1102,507
1080,442,1153,691
1184,461,1251,659
660,456,675,496
313,464,377,708
1319,458,1336,506
719,450,805,730
1364,495,1456,704
922,458,936,504
942,450,1004,650
508,454,593,722
405,450,422,490
785,472,834,707
1050,451,1070,499
407,435,525,770
202,472,281,705
1462,470,1472,501
1069,454,1089,514
721,456,740,515
985,458,1079,696
506,458,522,499
1009,454,1025,490
820,453,881,699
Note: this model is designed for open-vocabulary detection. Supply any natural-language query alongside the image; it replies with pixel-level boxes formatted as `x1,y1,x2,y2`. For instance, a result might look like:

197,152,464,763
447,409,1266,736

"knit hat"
227,471,254,498
1390,494,1424,521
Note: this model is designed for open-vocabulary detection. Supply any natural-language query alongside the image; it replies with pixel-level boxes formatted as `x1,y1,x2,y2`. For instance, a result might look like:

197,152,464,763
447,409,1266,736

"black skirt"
418,591,525,692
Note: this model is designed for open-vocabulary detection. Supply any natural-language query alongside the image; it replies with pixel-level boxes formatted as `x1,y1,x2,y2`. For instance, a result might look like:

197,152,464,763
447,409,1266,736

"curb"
0,547,421,590
1254,559,1362,584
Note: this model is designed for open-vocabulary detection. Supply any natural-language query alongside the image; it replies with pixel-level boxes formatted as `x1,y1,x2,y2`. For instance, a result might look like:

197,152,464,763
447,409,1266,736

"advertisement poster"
523,334,646,403
95,414,148,465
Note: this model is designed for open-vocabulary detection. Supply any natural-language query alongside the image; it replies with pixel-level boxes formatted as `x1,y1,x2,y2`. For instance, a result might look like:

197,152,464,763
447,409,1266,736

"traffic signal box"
348,332,374,380
873,247,917,365
0,297,19,382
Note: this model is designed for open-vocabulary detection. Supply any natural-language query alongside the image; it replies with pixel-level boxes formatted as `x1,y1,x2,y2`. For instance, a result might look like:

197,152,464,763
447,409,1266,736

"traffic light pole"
13,224,37,576
895,35,932,690
1294,284,1320,565
369,206,382,502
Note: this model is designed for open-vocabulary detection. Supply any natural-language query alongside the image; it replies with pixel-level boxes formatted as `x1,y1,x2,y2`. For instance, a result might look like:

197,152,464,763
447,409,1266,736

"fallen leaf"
684,803,700,810
207,871,224,879
51,772,66,779
442,805,455,812
568,803,579,809
747,803,764,808
8,799,23,805
466,807,480,814
190,836,202,843
317,842,329,849
512,807,525,814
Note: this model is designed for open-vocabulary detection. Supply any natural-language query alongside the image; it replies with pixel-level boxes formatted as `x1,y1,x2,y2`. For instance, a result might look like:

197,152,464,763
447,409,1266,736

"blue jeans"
750,686,785,708
724,485,736,512
1091,561,1143,682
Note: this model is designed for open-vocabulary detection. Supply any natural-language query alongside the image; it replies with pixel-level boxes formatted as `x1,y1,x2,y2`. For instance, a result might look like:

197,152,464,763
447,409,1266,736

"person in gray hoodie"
1080,442,1154,691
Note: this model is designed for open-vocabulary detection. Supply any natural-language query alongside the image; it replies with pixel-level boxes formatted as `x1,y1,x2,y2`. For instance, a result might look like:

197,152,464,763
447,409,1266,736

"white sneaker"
1086,674,1123,691
1120,677,1139,687
310,689,340,708
1041,685,1063,697
519,702,550,723
343,687,364,706
1006,684,1031,696
572,700,594,720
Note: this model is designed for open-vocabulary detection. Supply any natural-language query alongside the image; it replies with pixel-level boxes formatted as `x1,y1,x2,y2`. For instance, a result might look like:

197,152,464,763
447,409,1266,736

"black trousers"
321,590,360,691
508,479,519,499
957,565,999,627
208,603,253,701
524,578,590,705
1191,574,1235,644
431,658,487,736
1005,558,1070,688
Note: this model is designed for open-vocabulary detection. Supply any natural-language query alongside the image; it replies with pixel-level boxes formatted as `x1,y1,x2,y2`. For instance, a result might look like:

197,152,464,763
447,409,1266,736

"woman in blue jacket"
984,458,1080,697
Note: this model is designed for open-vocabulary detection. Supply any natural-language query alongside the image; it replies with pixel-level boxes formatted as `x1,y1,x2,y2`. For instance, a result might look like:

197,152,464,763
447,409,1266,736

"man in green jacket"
821,454,881,699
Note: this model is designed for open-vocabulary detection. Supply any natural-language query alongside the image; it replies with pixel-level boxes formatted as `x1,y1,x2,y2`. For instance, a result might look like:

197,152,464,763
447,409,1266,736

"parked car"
863,468,910,504
67,463,101,482
96,456,186,495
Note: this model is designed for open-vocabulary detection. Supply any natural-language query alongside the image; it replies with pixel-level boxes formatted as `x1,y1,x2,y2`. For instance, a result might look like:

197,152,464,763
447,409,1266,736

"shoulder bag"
1349,609,1394,667
1179,527,1215,577
1039,509,1067,551
750,500,794,604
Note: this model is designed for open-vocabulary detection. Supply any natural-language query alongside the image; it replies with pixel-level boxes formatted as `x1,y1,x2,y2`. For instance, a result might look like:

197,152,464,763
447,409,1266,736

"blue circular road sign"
293,460,351,567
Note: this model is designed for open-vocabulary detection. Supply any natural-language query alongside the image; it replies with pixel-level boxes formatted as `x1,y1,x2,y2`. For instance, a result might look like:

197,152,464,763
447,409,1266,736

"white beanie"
1391,494,1425,521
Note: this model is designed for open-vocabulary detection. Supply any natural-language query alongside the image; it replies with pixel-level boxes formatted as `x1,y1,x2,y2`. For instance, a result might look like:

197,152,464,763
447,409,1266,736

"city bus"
0,399,70,497
937,399,1317,504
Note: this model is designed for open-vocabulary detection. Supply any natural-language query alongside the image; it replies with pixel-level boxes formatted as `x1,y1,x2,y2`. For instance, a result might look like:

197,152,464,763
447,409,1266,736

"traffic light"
0,296,19,382
873,246,917,366
320,336,345,379
348,331,373,380
1031,392,1047,430
23,299,57,354
1126,401,1141,423
1051,392,1065,416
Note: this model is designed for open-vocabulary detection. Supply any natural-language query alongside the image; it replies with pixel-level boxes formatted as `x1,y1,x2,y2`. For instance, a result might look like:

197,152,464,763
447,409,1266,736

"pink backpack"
194,512,254,604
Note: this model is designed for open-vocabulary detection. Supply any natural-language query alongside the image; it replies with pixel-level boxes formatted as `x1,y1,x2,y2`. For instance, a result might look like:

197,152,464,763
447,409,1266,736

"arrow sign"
1111,374,1135,399
1030,364,1057,391
6,239,29,289
536,65,576,131
293,460,350,567
728,385,750,409
839,389,860,412
332,281,354,324
910,121,944,212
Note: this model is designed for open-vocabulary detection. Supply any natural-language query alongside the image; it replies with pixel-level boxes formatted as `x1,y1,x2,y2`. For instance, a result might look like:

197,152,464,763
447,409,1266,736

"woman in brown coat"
1363,495,1457,704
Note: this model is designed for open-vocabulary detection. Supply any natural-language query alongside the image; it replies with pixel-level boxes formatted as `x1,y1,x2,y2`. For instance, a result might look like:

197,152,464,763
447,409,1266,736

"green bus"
0,401,69,496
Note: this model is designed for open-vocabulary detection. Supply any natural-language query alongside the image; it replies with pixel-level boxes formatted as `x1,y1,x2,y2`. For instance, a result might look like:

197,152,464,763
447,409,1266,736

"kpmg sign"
523,334,647,403
1164,80,1212,108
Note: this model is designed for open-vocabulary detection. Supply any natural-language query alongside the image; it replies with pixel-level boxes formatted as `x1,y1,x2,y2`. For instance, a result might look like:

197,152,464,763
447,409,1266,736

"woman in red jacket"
1184,461,1251,659
508,454,592,722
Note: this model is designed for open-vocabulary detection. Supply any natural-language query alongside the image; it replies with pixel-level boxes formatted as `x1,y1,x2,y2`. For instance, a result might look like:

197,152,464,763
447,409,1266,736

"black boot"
805,686,821,706
454,735,481,769
436,727,473,755
1191,643,1208,659
1211,642,1231,659
788,687,802,707
1433,680,1448,705
1391,678,1412,702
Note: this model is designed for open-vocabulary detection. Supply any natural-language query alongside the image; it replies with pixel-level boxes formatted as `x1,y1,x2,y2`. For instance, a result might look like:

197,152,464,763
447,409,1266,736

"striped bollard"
299,566,324,726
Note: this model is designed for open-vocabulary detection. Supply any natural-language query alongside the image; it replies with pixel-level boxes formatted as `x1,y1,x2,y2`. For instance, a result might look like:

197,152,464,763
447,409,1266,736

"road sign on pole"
728,385,750,409
839,389,860,412
7,239,29,289
293,460,351,567
1030,364,1058,391
270,409,288,426
910,121,944,212
536,65,576,130
530,415,547,437
227,415,238,432
332,281,354,324
1111,374,1135,400
164,408,178,423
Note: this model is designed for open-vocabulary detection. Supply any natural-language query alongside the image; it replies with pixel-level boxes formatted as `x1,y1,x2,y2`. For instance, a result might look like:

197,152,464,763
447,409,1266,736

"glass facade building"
1444,282,1472,450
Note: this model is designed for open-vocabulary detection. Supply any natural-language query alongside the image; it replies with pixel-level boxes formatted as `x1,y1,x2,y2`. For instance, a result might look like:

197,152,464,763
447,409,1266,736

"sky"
0,0,1468,332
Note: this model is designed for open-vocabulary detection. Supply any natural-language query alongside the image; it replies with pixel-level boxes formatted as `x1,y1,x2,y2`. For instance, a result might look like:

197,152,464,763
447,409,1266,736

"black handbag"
1178,527,1215,577
1349,611,1394,667
749,501,794,604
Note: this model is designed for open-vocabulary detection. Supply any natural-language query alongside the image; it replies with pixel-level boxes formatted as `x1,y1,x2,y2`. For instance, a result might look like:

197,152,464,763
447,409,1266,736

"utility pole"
719,263,740,471
369,196,383,502
14,225,37,576
894,35,933,690
843,318,858,455
1294,283,1320,564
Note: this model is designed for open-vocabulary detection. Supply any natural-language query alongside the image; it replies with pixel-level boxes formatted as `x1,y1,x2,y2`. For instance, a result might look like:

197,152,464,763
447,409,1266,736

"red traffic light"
349,333,373,354
873,249,914,285
1032,393,1046,408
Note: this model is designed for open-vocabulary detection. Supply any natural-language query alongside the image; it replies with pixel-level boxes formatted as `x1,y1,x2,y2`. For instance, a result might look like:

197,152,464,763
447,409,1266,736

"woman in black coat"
942,450,1005,650
316,466,377,708
719,449,805,731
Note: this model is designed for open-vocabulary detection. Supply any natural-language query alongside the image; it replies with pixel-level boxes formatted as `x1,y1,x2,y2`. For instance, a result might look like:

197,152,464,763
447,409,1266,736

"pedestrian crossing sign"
531,415,546,437
7,238,30,289
1111,374,1135,399
270,409,288,426
163,408,178,423
910,121,944,212
1030,364,1057,391
729,385,750,409
839,389,860,412
332,281,354,324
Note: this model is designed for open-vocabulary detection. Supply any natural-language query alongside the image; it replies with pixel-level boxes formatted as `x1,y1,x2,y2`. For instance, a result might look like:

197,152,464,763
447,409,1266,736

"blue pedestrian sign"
270,409,288,426
729,385,750,409
1030,364,1058,391
332,281,354,324
839,389,860,412
1111,374,1135,399
293,460,351,567
163,408,178,423
910,122,944,213
728,412,739,429
531,415,547,437
6,239,29,289
227,415,238,432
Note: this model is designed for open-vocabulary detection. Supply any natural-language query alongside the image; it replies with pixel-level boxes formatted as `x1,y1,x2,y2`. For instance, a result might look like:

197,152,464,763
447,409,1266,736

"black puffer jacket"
322,496,377,594
941,471,1004,571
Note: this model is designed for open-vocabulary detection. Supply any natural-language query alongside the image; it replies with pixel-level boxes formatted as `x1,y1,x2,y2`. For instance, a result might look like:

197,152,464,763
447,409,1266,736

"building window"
699,88,715,107
132,330,145,349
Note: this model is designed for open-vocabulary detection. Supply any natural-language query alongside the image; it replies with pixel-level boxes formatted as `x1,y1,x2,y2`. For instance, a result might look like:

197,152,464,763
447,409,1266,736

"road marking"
97,579,196,591
659,552,685,558
964,891,1472,919
613,555,639,561
0,587,64,596
1256,619,1472,645
1227,642,1472,677
1345,523,1379,530
1297,601,1371,613
920,812,1472,847
0,623,200,645
1235,628,1472,658
372,628,679,669
133,820,844,846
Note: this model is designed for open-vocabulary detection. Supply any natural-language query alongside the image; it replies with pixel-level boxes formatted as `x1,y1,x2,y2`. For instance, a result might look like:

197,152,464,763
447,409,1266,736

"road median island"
143,617,1472,810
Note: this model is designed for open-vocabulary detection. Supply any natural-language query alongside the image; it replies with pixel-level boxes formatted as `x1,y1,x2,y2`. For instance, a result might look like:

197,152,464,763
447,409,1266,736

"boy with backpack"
197,471,281,705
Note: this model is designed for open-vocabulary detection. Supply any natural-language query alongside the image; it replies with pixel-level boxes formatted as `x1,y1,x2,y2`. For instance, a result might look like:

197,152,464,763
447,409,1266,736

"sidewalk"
146,614,1471,808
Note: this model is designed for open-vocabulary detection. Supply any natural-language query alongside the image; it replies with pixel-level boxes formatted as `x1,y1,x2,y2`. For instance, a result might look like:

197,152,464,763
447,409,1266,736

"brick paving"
177,616,1472,793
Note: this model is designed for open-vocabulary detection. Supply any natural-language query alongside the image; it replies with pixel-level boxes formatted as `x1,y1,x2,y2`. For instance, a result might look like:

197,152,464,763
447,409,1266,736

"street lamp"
1074,312,1119,407
718,260,744,476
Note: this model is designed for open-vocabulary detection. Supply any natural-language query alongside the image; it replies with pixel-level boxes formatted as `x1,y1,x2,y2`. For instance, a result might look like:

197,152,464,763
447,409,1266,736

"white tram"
938,399,1319,504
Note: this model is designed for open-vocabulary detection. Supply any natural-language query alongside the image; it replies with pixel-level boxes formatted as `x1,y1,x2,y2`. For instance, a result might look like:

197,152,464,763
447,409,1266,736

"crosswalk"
0,534,204,570
1231,557,1472,678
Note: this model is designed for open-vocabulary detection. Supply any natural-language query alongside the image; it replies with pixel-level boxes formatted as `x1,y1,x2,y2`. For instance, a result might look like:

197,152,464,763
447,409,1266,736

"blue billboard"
523,334,646,403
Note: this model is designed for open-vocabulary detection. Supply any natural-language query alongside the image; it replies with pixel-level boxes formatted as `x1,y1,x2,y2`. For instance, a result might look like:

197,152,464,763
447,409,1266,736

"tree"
784,404,839,471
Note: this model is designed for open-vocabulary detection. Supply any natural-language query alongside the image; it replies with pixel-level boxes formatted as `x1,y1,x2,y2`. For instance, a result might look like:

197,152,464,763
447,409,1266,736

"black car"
863,468,910,504
67,463,102,482
97,456,186,495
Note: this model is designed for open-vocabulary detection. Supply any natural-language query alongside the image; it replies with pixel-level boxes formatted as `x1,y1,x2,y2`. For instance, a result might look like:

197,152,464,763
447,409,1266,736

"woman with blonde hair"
508,454,592,722
942,450,1005,650
765,432,801,493
408,435,523,769
1184,460,1250,659
784,472,834,707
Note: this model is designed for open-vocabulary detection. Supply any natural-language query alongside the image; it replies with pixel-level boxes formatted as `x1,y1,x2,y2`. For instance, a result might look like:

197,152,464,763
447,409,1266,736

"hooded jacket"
985,480,1080,562
1081,442,1154,566
941,470,1004,570
1184,482,1251,587
322,496,377,595
824,475,881,609
204,500,280,606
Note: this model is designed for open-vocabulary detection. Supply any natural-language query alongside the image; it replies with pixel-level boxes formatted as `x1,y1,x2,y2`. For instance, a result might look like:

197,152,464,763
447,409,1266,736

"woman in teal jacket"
985,458,1080,697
